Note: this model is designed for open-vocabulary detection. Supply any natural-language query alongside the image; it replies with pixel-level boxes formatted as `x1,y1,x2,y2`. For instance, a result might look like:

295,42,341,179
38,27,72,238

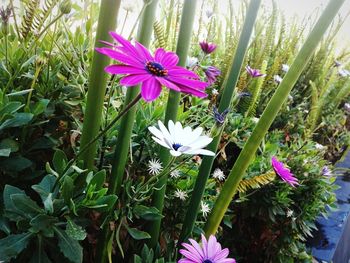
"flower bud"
60,0,72,14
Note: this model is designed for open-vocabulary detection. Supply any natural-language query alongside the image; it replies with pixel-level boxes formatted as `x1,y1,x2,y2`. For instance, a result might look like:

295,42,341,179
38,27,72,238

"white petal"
187,136,213,150
168,120,176,140
170,150,182,157
158,120,173,144
185,149,215,156
148,126,164,140
151,136,171,149
191,127,203,139
174,121,183,143
177,145,192,153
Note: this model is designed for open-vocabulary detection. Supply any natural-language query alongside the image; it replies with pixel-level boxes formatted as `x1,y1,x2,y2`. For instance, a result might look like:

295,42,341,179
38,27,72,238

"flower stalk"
79,0,121,169
146,0,200,248
178,0,262,245
204,0,346,236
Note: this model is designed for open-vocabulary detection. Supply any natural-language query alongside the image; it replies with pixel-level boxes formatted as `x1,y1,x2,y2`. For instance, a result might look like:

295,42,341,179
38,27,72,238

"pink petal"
109,32,139,57
181,243,203,261
213,248,230,261
141,78,162,102
178,259,196,263
156,77,181,91
120,74,151,86
179,249,202,262
207,235,218,258
95,47,142,68
105,65,146,75
160,51,179,67
188,238,205,259
168,66,199,78
154,48,166,62
135,42,153,61
201,234,209,258
176,84,208,98
169,76,208,89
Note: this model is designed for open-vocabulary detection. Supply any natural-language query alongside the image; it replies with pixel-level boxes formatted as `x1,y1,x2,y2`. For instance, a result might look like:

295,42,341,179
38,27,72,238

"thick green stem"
147,0,199,248
79,0,121,170
95,1,159,262
178,0,262,245
204,0,346,236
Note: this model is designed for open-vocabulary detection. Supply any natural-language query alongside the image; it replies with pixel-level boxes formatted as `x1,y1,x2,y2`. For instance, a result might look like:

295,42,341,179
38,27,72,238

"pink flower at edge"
179,234,236,263
271,156,299,187
205,66,221,85
96,32,208,102
199,41,217,54
245,65,266,78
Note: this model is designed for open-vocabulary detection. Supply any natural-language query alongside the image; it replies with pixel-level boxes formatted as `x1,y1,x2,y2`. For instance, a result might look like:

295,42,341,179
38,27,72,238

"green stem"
178,0,262,245
79,0,121,170
147,0,199,248
204,0,346,236
95,1,159,262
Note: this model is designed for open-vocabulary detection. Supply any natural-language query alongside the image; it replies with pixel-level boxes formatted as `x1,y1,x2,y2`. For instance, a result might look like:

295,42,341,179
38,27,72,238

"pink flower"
271,156,299,187
179,234,236,263
245,65,266,78
96,32,208,102
205,66,221,85
199,41,217,54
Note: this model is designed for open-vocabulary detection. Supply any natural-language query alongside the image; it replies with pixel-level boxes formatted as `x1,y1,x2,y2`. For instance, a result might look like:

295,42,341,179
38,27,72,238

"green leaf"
0,233,33,261
0,138,19,153
91,195,117,212
0,156,33,172
53,150,68,175
6,89,34,97
32,99,50,116
43,193,54,214
0,101,22,115
29,214,57,237
32,175,57,202
0,113,34,130
133,205,163,221
54,227,83,263
0,148,11,157
3,185,26,222
88,170,106,190
126,227,151,240
133,255,142,263
66,219,87,240
61,176,74,204
11,194,44,217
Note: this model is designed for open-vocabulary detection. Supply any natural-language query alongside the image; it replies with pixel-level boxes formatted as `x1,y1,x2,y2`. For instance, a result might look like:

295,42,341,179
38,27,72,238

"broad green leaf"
0,101,22,115
32,175,57,202
32,99,50,116
11,194,44,217
0,148,11,157
88,170,106,190
53,150,68,175
0,233,33,261
133,205,163,221
0,113,34,130
0,156,33,172
43,193,54,214
66,219,87,240
3,185,26,222
61,176,74,204
54,227,83,263
29,214,57,237
0,138,19,153
91,195,117,212
133,255,142,263
126,227,151,240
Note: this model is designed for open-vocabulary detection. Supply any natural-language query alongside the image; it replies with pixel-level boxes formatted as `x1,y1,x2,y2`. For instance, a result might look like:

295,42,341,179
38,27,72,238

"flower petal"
141,78,162,102
168,66,199,78
105,65,146,75
135,42,153,61
157,77,181,92
109,32,140,57
160,51,179,67
120,74,151,86
96,47,143,68
154,48,166,62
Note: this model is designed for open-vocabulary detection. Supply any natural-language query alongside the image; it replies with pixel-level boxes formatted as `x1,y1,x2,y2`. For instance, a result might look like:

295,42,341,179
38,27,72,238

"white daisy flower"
212,168,225,181
147,159,162,175
274,75,283,83
186,56,198,68
174,189,188,201
170,169,181,179
148,120,215,157
282,64,290,72
315,143,325,150
201,201,211,217
344,103,350,114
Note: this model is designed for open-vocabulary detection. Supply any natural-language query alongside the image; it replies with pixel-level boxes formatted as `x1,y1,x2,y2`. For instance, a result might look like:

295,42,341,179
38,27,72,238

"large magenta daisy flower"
96,32,208,102
179,234,236,263
271,156,299,187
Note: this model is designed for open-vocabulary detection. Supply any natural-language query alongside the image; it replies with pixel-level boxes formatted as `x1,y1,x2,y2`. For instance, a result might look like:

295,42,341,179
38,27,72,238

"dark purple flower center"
146,61,168,77
203,260,213,263
172,143,182,151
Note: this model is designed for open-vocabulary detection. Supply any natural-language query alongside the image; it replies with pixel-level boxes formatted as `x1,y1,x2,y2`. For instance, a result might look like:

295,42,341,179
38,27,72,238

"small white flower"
201,201,211,217
274,75,283,83
123,3,134,12
344,103,350,114
282,64,289,72
148,120,215,157
147,159,162,175
315,143,325,150
338,68,350,77
174,189,188,201
170,169,181,179
286,209,294,218
186,56,198,68
322,166,332,176
211,88,219,96
212,168,225,181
